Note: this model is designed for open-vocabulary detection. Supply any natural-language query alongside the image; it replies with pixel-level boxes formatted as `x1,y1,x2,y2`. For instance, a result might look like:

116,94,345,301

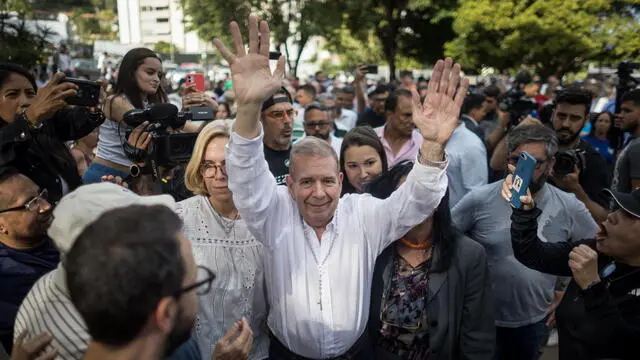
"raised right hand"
501,164,535,210
213,15,286,106
212,318,253,360
25,72,78,125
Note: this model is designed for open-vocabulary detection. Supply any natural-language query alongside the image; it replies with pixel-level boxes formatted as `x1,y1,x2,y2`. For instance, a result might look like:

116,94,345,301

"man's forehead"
555,103,587,115
265,100,293,113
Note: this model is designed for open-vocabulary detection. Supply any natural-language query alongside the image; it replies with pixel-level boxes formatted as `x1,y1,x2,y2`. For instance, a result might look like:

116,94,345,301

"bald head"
289,136,339,177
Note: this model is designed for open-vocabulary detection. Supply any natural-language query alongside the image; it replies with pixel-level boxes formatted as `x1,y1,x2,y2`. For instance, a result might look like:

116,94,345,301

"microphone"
122,103,179,128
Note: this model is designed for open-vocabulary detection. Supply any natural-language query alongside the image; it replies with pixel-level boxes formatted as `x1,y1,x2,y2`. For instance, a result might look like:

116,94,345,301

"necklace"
208,201,239,238
400,237,430,249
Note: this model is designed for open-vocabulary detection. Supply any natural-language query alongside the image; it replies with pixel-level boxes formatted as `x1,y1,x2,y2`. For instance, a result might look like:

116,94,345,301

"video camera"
122,103,213,167
554,149,587,177
498,72,538,128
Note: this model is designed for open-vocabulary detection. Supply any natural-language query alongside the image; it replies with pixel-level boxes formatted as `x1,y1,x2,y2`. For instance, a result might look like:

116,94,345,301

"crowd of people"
1,14,640,360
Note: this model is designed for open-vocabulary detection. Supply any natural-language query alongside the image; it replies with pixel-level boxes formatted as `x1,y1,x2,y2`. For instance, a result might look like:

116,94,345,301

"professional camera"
554,149,587,177
498,72,538,128
122,103,213,167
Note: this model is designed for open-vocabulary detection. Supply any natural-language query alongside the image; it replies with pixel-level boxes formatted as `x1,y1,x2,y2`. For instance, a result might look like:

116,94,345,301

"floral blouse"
378,254,432,359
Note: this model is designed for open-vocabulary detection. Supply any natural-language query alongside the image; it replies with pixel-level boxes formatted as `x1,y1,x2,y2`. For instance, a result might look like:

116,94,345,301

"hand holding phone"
185,73,205,92
61,78,101,106
507,152,537,209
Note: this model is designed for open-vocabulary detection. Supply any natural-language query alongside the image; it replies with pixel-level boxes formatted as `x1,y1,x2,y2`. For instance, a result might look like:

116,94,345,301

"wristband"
418,150,448,169
19,108,43,130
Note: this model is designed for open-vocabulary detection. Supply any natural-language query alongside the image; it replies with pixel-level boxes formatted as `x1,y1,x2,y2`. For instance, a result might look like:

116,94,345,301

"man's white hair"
289,137,339,176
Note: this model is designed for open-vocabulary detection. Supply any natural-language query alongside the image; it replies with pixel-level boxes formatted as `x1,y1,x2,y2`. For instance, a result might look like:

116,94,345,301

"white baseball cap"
48,183,176,254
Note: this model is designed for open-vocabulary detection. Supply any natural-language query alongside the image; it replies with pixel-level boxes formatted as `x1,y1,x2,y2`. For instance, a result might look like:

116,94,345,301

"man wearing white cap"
11,183,204,360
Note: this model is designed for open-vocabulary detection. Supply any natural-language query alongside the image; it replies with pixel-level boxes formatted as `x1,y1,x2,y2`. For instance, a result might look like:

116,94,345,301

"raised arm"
214,16,288,246
213,16,286,141
362,58,469,252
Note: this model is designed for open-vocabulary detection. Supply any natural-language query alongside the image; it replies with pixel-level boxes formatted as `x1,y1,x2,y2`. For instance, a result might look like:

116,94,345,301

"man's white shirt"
225,127,448,358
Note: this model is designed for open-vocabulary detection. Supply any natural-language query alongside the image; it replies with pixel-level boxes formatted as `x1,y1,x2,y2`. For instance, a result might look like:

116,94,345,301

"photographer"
0,63,104,203
549,88,610,223
502,179,640,360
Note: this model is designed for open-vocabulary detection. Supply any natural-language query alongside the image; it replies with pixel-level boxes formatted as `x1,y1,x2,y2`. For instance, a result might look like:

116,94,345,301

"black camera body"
554,149,587,177
498,87,538,128
123,104,213,166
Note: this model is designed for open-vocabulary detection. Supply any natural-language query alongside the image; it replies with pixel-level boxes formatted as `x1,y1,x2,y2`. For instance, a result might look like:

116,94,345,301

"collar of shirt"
375,125,424,167
462,114,479,127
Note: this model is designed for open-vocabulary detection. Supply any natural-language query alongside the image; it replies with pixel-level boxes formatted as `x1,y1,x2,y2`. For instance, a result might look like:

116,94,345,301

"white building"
116,0,211,54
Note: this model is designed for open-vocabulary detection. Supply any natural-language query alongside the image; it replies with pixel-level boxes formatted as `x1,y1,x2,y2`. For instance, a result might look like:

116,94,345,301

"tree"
335,0,457,80
179,0,342,76
153,40,180,55
445,0,640,78
0,12,56,67
70,9,118,43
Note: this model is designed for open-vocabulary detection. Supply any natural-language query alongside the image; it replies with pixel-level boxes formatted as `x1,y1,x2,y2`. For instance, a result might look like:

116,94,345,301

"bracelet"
19,108,43,130
418,150,448,169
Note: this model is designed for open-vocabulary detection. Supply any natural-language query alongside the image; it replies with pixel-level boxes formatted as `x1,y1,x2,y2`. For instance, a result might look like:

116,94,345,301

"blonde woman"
175,120,268,360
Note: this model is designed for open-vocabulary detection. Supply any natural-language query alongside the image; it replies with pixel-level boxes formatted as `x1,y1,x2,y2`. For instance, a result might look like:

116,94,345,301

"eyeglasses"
174,266,216,297
304,122,332,129
265,109,296,121
0,189,49,214
508,155,548,170
199,161,226,178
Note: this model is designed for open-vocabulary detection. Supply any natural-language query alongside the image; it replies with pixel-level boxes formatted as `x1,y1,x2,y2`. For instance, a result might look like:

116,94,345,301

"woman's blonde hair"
184,120,233,196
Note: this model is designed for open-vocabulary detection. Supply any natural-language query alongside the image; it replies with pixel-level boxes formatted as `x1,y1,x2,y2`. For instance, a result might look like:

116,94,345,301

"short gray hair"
317,93,335,103
289,137,339,176
507,124,558,158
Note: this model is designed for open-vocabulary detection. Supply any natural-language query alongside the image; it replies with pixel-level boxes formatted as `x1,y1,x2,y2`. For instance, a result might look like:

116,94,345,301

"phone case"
510,151,537,209
186,73,205,92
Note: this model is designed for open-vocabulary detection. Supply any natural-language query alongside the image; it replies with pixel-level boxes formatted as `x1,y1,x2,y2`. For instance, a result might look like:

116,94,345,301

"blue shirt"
0,238,59,353
582,135,615,164
452,182,598,327
445,122,488,208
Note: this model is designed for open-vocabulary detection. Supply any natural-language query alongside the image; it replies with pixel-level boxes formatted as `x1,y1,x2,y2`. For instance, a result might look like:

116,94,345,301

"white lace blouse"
175,195,269,360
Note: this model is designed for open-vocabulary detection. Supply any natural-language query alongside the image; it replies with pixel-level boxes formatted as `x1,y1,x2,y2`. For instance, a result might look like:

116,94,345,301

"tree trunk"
292,35,309,78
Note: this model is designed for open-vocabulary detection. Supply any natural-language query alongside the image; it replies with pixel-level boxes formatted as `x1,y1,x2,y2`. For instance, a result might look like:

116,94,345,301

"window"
156,6,169,10
156,18,169,23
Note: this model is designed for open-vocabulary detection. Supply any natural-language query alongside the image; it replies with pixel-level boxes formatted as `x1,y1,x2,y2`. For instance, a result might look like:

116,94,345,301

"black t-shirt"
612,137,640,194
356,108,386,128
551,140,610,207
264,144,291,185
578,140,611,206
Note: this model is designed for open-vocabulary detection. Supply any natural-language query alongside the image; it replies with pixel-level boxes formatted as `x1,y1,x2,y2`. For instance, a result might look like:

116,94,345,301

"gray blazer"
368,233,495,360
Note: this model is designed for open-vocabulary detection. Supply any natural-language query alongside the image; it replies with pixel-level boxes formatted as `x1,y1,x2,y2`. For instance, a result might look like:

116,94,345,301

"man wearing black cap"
260,88,295,185
505,180,640,360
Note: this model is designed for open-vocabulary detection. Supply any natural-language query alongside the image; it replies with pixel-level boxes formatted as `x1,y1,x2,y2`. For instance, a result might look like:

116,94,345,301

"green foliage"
180,0,343,76
0,13,56,67
333,0,457,79
153,40,180,55
446,0,640,77
322,24,384,72
70,9,118,43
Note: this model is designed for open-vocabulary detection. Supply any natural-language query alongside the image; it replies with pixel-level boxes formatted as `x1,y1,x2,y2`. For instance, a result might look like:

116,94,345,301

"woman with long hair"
82,48,168,183
216,102,233,119
175,120,268,360
582,111,615,165
0,62,104,203
339,126,388,195
367,161,495,360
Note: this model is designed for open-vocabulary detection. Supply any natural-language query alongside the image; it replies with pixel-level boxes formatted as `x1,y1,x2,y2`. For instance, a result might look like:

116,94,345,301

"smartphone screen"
186,73,205,92
510,151,537,209
365,65,379,74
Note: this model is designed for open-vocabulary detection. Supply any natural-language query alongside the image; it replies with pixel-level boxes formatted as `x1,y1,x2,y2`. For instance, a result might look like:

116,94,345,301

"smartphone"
510,151,537,209
62,78,101,106
185,73,205,92
364,64,379,74
269,51,282,60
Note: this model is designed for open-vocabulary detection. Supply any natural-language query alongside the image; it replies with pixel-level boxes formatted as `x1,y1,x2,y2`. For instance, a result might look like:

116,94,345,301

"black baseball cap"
604,188,640,218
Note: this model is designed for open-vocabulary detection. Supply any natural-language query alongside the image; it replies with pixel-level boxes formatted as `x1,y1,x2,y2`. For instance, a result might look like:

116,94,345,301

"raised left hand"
569,244,600,290
413,57,469,146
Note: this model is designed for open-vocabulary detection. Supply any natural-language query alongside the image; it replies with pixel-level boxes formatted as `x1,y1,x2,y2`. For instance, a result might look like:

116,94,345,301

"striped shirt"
13,265,201,360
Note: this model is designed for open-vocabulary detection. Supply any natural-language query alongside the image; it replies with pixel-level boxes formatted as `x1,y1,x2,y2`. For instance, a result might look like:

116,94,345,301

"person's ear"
337,172,344,190
0,218,9,236
286,175,295,198
154,297,177,335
